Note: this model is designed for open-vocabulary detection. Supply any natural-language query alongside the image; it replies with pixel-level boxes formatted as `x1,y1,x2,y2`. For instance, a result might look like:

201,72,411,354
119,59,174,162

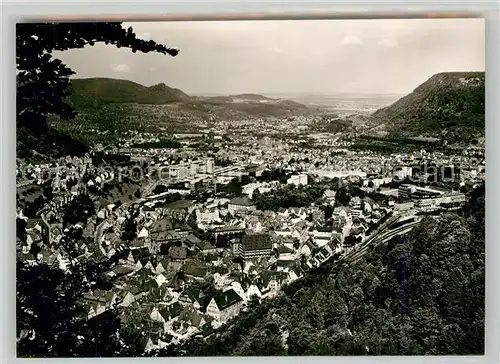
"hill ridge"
367,71,485,144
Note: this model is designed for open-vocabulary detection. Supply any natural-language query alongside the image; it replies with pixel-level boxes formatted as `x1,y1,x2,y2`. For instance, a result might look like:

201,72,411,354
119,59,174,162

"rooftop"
241,234,272,251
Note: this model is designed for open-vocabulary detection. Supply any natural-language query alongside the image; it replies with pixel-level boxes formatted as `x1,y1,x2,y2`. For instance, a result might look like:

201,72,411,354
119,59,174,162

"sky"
54,18,485,96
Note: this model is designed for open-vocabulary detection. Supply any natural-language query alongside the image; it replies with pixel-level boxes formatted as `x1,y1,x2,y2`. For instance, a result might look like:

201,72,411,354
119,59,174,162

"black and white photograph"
16,17,485,357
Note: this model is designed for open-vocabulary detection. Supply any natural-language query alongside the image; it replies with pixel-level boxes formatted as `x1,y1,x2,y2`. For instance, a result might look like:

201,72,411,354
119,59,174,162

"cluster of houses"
17,172,395,353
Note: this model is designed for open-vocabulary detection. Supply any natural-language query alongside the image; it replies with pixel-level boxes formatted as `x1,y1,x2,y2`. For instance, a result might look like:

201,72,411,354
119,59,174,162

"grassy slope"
368,72,485,144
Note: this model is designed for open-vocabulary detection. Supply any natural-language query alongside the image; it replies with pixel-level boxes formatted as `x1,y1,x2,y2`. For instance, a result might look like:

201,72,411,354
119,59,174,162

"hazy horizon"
56,18,485,95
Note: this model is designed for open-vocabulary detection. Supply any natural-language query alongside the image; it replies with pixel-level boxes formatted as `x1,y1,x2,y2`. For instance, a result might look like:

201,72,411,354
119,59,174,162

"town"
16,121,485,352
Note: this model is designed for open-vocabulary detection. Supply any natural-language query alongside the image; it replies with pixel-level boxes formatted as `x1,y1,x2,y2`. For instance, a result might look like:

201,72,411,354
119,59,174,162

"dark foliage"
254,184,325,211
370,72,485,144
17,258,142,357
63,194,95,227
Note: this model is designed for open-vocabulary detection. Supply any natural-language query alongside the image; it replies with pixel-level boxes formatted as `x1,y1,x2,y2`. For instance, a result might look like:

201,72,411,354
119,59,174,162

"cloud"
378,38,398,48
112,64,131,73
341,35,363,45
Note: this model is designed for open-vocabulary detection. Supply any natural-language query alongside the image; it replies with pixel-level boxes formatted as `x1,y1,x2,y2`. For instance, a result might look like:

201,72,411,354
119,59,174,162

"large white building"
287,174,308,186
228,197,256,215
207,158,215,175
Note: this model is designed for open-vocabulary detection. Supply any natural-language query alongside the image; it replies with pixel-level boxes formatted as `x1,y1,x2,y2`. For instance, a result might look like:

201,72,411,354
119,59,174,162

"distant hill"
206,94,273,103
33,78,312,152
69,78,192,104
368,72,485,144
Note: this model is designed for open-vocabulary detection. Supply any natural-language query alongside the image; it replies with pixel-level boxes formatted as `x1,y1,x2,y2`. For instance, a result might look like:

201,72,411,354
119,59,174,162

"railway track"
347,221,421,263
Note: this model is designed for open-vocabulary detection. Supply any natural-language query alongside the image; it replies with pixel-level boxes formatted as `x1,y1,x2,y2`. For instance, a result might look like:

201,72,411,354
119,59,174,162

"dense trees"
63,193,95,227
16,258,142,357
254,184,325,211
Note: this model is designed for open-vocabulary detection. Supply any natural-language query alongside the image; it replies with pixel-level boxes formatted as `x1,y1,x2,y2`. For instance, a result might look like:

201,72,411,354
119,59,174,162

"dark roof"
276,259,294,267
184,264,208,278
277,244,294,254
185,234,201,245
84,289,114,303
228,197,254,207
131,247,150,264
241,234,272,251
199,241,216,251
213,289,243,311
153,230,183,242
169,246,188,260
214,226,245,233
112,265,135,276
180,286,203,302
159,301,183,321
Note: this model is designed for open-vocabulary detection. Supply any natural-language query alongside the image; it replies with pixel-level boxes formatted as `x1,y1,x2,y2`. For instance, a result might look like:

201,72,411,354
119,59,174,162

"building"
287,174,308,186
190,163,198,177
414,192,466,210
228,197,256,215
206,158,214,175
393,166,412,180
398,184,416,199
239,234,272,259
394,201,415,211
411,186,446,199
178,166,189,179
312,231,331,248
196,208,220,224
206,289,244,322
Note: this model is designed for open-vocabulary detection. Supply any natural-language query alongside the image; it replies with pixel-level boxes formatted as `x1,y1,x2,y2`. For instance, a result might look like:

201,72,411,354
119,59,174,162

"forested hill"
69,78,192,104
161,185,485,356
368,72,485,145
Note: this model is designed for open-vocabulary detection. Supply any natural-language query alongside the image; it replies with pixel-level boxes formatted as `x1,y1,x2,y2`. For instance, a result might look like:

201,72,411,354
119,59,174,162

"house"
196,208,220,224
312,231,332,248
196,240,217,254
155,260,169,275
26,230,43,246
151,230,184,245
276,244,294,260
239,234,272,260
179,286,203,309
159,301,184,323
287,174,308,186
183,234,201,250
227,197,256,215
182,260,208,281
206,289,244,322
82,221,96,238
245,284,262,300
323,189,337,203
288,207,307,220
84,289,116,320
153,272,167,288
300,239,314,257
118,291,137,308
110,264,135,278
350,196,362,210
